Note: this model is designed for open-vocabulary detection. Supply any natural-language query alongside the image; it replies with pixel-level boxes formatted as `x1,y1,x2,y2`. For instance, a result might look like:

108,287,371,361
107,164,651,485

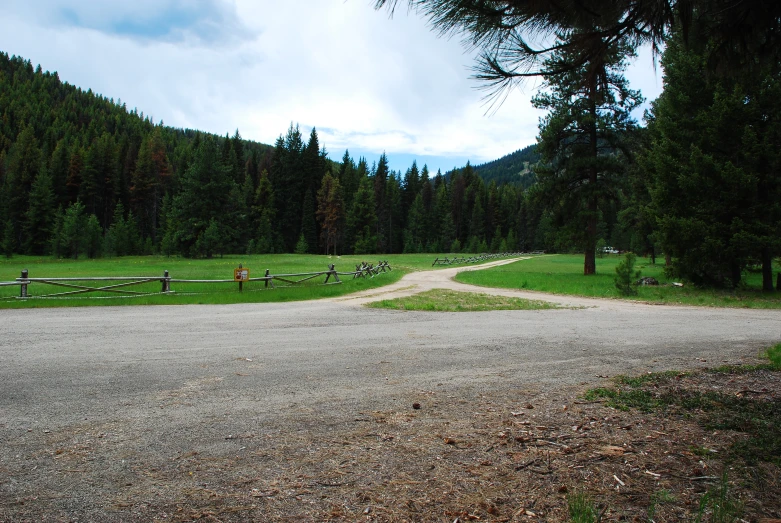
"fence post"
324,264,340,284
238,263,243,292
161,270,170,293
264,269,271,288
19,269,28,298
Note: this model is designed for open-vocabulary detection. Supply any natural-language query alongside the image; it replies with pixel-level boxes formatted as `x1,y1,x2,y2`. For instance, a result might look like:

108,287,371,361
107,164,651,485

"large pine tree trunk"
761,247,774,292
584,78,598,276
730,261,742,288
584,197,597,275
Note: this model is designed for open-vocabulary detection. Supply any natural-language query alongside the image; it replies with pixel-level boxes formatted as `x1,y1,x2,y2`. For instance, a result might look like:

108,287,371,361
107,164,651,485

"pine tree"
49,140,70,208
85,214,102,258
434,182,456,252
49,206,64,258
347,176,377,255
490,225,503,252
253,170,277,254
231,129,244,184
385,173,403,254
171,136,234,257
644,33,781,288
105,202,130,256
294,233,309,255
2,219,14,258
66,148,83,205
373,153,390,252
5,125,40,248
197,218,222,258
403,193,426,253
79,133,117,226
532,32,642,274
338,150,359,212
302,127,324,195
130,137,158,242
24,161,57,255
301,189,318,254
469,194,485,246
159,194,176,257
402,160,420,218
316,172,345,255
61,201,87,259
271,125,305,251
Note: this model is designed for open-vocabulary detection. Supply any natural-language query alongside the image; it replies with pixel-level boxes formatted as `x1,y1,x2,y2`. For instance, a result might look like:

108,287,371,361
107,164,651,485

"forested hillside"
4,41,777,291
0,52,553,258
473,144,539,188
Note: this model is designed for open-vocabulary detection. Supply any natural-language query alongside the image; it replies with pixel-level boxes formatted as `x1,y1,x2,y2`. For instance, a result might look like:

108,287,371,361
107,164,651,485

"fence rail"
431,251,541,267
1,262,392,300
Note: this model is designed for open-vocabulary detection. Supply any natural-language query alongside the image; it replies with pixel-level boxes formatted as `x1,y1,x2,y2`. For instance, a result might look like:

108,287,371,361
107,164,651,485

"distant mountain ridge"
473,144,539,188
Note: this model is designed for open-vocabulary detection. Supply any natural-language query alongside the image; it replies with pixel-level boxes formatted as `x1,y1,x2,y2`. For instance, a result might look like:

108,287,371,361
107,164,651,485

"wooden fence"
431,251,542,267
2,262,392,300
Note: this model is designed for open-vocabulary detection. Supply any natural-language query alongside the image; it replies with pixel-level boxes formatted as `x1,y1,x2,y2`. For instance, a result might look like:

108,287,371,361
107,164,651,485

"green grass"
694,474,744,523
648,489,676,522
455,254,781,308
567,492,600,523
0,253,453,308
614,370,689,388
587,386,781,463
366,288,559,312
767,343,781,369
585,349,781,465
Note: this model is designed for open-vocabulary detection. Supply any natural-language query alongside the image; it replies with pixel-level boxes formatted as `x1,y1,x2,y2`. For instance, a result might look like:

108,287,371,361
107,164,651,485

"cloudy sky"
0,0,662,173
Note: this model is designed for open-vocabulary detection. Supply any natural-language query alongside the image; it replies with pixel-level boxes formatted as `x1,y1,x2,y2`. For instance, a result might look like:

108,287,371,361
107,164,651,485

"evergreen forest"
1,33,780,291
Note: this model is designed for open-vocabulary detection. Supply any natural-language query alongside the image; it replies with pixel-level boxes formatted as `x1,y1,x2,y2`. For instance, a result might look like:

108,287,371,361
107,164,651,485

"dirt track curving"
333,256,634,308
1,258,779,521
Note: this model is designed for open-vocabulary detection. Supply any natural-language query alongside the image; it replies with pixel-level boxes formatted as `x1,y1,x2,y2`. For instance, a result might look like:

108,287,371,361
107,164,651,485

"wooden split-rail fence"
431,251,544,267
2,262,392,300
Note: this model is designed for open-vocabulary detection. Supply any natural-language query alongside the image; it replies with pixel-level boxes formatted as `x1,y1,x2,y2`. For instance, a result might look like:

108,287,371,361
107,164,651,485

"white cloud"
0,0,663,172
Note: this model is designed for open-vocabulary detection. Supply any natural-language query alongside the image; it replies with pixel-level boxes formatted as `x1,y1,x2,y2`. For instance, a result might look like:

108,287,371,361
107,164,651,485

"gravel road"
1,258,779,519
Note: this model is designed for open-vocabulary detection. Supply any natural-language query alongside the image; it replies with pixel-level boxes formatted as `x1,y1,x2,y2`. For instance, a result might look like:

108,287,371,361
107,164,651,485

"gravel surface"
1,258,779,521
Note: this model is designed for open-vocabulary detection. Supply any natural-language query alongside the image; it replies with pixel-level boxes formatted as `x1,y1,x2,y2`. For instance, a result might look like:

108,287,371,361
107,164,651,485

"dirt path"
332,256,613,308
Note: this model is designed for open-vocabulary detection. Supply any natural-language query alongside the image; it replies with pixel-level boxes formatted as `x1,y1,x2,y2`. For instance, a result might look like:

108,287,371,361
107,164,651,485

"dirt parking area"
2,262,779,521
3,367,780,522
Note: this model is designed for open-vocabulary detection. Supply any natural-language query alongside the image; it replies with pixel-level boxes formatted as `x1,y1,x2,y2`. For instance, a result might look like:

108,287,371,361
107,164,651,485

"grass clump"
767,343,781,369
567,492,600,523
614,370,687,388
614,252,639,296
694,473,744,523
583,387,662,412
648,490,676,522
366,289,559,312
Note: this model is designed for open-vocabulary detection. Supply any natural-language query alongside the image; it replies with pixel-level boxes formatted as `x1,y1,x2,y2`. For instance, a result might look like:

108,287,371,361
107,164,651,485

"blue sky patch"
53,1,247,44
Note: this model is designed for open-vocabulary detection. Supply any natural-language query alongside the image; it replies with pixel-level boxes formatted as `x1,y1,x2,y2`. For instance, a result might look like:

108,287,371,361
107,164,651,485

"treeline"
0,52,560,260
3,37,779,291
525,27,781,290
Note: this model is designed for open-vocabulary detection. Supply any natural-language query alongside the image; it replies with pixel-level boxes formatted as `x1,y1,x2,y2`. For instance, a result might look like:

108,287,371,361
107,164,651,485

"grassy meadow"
3,252,779,309
456,254,781,308
0,253,444,308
